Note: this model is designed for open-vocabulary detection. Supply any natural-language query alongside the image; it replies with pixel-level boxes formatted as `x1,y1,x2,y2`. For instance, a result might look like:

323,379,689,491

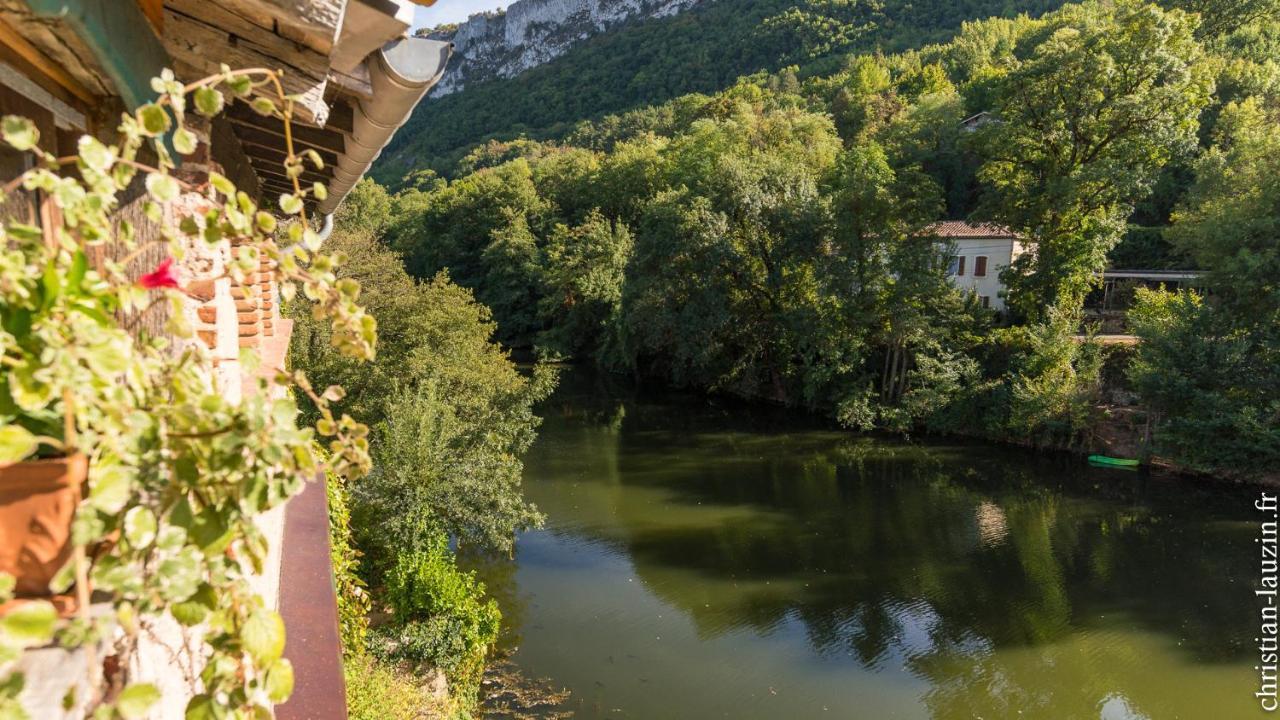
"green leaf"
87,464,131,514
264,659,294,703
241,608,285,664
66,250,88,294
1,116,37,151
249,98,276,116
278,194,303,215
184,694,222,720
157,547,202,602
0,601,56,646
302,149,323,169
209,172,235,197
173,128,198,156
123,507,157,548
145,173,180,203
0,425,37,464
169,599,208,627
136,104,171,136
255,212,277,233
76,136,114,172
193,87,225,117
116,683,160,719
226,75,253,97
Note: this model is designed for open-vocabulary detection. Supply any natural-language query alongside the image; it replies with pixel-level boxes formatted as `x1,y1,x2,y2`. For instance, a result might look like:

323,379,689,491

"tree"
1163,0,1280,36
971,0,1212,321
1129,96,1280,476
1169,97,1280,325
335,179,393,237
291,231,555,558
536,210,633,360
1128,288,1279,473
823,143,980,429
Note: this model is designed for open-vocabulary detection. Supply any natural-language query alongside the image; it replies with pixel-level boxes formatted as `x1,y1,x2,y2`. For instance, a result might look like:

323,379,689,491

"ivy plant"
0,66,376,719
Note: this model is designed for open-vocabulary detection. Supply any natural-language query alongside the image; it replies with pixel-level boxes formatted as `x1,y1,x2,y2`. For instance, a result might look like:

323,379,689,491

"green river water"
472,369,1262,719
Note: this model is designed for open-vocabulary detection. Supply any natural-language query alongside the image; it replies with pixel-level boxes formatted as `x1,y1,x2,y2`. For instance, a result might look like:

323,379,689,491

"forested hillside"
354,0,1280,481
378,0,1063,179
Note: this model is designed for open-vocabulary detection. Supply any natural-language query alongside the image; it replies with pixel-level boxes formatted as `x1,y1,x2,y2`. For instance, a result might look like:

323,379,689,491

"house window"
956,256,966,276
980,295,991,308
974,256,988,277
946,256,960,275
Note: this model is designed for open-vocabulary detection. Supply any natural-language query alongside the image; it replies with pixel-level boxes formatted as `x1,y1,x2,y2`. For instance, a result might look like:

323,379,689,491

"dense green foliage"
1127,96,1280,475
291,188,554,712
370,0,1279,475
292,199,553,561
971,0,1211,321
376,535,501,685
380,0,1063,179
325,456,370,657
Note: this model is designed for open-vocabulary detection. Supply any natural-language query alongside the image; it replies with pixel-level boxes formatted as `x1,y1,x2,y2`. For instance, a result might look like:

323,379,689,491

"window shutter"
974,256,988,277
957,256,965,276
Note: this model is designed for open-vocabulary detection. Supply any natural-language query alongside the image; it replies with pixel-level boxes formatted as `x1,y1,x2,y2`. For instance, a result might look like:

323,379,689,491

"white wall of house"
945,237,1025,310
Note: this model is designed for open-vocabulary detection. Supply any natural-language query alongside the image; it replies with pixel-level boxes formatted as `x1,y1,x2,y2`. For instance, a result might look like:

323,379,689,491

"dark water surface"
472,369,1261,719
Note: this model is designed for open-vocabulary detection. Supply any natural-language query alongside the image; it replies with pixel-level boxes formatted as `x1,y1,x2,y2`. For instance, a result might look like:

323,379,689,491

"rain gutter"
318,37,452,215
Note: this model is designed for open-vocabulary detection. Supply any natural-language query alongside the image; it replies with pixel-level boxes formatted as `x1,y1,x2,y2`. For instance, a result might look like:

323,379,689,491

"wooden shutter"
974,256,988,277
956,256,966,276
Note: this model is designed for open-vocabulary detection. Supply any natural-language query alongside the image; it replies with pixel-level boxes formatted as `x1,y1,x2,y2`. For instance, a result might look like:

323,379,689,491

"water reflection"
474,369,1259,719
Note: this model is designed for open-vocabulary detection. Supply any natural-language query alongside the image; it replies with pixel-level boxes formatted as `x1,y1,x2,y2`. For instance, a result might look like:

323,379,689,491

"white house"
925,221,1027,311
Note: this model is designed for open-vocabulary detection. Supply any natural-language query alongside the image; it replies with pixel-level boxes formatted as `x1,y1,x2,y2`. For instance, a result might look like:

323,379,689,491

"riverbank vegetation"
366,0,1279,481
292,195,555,716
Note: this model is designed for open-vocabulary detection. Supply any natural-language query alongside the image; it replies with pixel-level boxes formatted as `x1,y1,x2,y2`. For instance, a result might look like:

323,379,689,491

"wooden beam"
230,125,347,170
248,157,333,187
0,3,112,98
136,0,162,33
216,0,347,56
0,18,95,107
163,8,330,126
324,100,354,135
234,129,341,170
328,61,372,101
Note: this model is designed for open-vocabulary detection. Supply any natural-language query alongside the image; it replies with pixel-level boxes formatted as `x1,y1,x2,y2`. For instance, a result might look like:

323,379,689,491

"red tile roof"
923,221,1018,239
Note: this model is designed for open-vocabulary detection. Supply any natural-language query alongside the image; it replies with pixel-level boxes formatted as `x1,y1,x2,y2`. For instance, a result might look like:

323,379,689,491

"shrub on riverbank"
372,535,501,704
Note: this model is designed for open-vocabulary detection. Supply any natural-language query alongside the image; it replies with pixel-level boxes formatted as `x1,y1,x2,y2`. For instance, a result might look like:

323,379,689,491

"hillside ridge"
425,0,705,96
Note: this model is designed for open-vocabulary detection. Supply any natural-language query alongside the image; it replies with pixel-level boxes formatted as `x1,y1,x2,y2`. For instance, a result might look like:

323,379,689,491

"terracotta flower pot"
0,453,86,598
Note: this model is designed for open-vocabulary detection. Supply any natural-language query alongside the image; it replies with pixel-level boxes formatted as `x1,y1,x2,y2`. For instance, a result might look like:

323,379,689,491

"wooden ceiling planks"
226,101,347,155
162,2,331,126
222,98,351,208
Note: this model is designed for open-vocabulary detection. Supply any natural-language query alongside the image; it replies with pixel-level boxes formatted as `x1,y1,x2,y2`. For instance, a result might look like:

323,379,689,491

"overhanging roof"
0,0,451,215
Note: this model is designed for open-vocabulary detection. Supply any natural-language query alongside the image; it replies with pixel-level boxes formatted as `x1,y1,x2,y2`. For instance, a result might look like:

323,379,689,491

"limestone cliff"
423,0,705,96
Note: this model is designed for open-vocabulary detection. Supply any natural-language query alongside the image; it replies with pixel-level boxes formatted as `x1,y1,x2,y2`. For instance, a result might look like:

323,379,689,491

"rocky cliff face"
426,0,704,96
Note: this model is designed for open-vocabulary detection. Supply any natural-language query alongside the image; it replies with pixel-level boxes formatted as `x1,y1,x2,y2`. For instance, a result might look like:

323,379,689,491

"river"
470,369,1261,719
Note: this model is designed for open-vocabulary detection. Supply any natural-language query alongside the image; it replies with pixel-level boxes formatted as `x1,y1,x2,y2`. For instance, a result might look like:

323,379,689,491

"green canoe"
1088,454,1140,468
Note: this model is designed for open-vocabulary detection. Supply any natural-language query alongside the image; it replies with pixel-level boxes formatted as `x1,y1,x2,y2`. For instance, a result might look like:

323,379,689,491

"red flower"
138,258,181,290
